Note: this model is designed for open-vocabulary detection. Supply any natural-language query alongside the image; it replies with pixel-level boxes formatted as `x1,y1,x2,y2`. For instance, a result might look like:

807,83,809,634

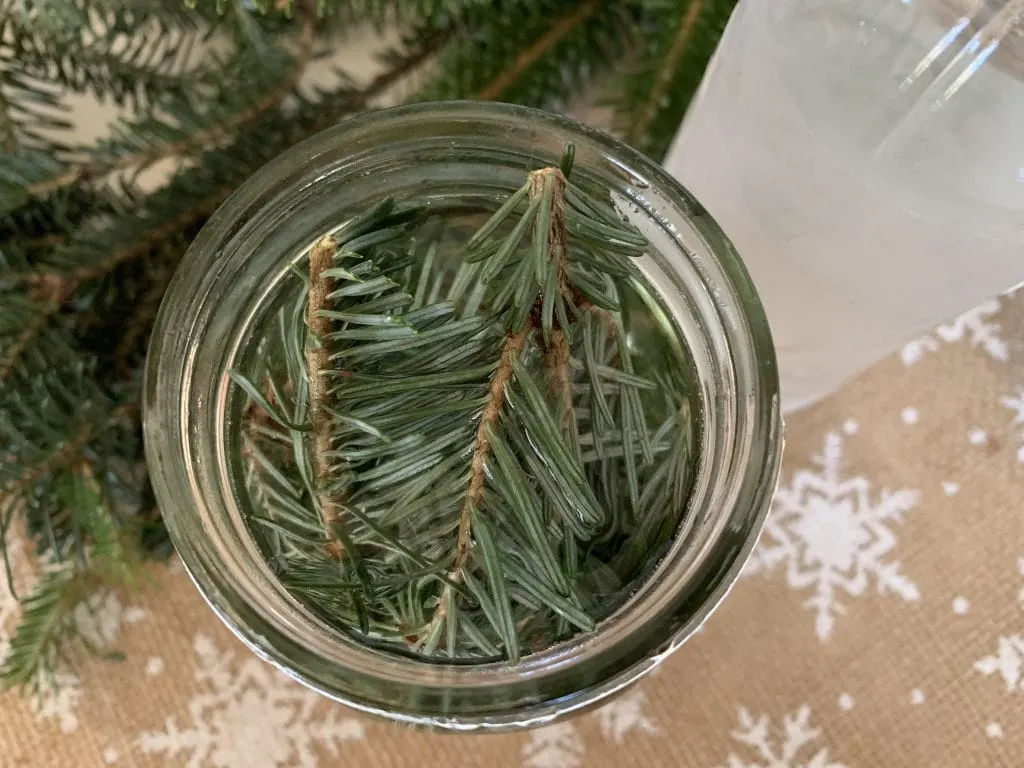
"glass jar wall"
143,101,782,730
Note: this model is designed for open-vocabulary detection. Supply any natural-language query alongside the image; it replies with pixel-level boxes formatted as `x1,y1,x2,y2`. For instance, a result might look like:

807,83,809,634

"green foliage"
614,0,736,159
0,565,84,692
233,153,697,662
417,1,636,106
0,0,732,692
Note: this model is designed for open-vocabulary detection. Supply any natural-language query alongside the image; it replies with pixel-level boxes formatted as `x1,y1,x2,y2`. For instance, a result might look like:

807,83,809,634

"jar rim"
144,100,783,731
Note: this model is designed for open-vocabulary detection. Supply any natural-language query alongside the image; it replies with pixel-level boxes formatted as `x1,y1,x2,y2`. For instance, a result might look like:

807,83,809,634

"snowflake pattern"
974,558,1024,693
901,299,1008,366
35,591,147,733
137,633,364,768
31,672,84,734
1000,391,1024,463
522,724,586,768
519,688,658,767
745,432,920,640
720,706,846,768
0,537,22,661
595,689,658,743
74,591,148,649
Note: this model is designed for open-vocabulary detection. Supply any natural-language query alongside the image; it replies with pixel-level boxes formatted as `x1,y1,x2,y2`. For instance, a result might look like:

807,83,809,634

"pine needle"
231,152,698,662
1,0,724,683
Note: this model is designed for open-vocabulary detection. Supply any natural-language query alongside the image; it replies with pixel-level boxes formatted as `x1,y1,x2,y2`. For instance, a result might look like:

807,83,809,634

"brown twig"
25,17,440,205
0,310,55,384
430,165,573,634
544,329,574,421
454,324,531,573
627,0,704,146
528,167,576,421
21,233,71,251
60,187,233,287
0,185,234,388
427,322,532,631
306,235,346,560
475,1,598,100
0,402,136,508
307,30,453,135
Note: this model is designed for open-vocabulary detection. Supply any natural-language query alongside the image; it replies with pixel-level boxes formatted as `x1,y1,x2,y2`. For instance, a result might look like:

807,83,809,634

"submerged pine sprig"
232,146,697,662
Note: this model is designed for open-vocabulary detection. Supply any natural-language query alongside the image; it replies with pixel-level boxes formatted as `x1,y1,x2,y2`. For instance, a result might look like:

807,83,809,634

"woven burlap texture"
1,293,1022,768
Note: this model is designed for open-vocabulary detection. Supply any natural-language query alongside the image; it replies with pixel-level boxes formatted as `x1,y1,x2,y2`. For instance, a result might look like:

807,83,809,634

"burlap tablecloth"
2,290,1022,767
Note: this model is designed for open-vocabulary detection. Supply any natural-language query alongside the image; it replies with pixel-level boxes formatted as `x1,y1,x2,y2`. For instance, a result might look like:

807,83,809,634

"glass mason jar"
143,101,782,731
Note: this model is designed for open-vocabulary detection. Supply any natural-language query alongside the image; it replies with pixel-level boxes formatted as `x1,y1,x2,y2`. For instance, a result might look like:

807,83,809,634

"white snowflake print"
30,589,146,733
973,558,1024,693
519,687,658,766
74,590,148,649
975,636,1024,692
901,299,1008,366
0,538,22,661
31,671,83,734
1000,391,1024,463
720,706,846,768
522,724,585,768
137,633,364,768
519,688,658,767
745,431,920,640
595,688,658,743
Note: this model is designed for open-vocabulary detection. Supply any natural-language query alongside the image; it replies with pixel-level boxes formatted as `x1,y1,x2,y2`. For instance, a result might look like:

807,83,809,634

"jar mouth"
143,100,782,731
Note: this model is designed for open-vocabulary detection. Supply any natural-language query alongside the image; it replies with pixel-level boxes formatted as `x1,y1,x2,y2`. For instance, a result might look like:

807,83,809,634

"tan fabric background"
1,292,1022,767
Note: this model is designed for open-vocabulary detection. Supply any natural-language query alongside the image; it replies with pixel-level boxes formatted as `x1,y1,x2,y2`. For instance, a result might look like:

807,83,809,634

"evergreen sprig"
0,0,729,695
614,0,736,159
232,150,695,661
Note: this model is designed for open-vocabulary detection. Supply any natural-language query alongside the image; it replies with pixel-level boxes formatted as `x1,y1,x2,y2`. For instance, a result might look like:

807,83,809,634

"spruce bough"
1,0,734,695
234,147,697,661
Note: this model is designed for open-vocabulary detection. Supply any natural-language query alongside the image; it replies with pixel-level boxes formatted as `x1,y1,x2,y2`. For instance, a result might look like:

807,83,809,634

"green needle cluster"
233,147,698,662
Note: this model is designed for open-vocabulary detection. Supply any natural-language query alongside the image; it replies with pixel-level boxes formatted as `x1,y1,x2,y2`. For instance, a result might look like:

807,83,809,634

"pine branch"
0,402,135,508
0,459,139,692
615,0,736,158
3,0,207,109
233,148,695,662
32,185,232,289
1,30,442,401
475,1,598,100
419,0,634,108
454,324,529,575
627,0,704,146
18,17,316,205
0,186,230,388
0,566,85,692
